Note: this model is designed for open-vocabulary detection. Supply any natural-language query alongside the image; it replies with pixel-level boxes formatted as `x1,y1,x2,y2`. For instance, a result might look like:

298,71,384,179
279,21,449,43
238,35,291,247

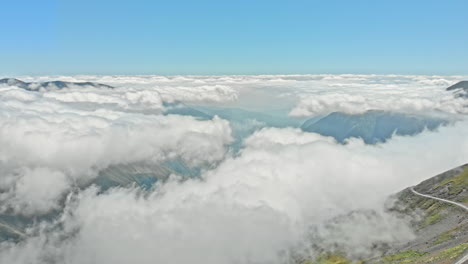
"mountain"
301,164,468,264
301,110,447,144
446,81,468,91
0,78,114,91
446,81,468,98
373,164,468,264
92,162,175,190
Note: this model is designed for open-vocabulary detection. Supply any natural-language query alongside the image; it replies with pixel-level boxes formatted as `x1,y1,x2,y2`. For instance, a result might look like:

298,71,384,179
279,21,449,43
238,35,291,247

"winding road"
410,187,468,264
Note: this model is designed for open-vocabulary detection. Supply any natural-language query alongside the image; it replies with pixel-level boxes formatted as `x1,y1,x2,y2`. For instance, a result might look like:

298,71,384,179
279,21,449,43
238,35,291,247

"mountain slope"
93,162,175,190
301,110,447,144
446,81,468,98
375,164,468,263
446,81,468,91
300,164,468,264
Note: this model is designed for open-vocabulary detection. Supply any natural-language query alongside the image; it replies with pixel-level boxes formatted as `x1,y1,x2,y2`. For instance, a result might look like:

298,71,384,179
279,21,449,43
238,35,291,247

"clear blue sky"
1,0,467,75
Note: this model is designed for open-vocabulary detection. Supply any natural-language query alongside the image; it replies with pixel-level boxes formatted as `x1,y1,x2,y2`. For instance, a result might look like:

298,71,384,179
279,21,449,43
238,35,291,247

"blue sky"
1,0,467,75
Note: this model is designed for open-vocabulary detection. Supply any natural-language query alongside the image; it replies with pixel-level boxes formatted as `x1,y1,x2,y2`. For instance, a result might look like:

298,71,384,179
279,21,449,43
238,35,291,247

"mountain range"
0,78,114,91
301,110,447,144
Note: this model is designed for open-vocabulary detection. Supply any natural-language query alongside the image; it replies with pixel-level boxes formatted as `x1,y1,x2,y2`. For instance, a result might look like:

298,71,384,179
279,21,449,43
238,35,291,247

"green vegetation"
412,194,451,229
435,243,468,260
382,250,427,263
302,255,362,264
424,200,442,213
432,226,461,246
419,199,437,210
419,211,445,228
437,167,468,195
432,230,454,246
419,243,468,263
380,243,468,263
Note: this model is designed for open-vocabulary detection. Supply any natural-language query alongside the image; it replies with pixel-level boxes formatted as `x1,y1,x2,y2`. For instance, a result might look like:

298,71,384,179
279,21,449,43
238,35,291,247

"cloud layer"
2,121,468,264
0,85,232,215
0,74,467,264
13,74,468,115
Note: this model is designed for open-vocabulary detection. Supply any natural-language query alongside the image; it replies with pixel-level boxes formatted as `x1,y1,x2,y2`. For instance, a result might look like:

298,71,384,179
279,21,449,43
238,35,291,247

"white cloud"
0,168,70,215
156,85,238,104
0,85,233,215
1,120,468,264
0,74,467,263
12,74,467,114
43,89,164,110
289,93,468,116
282,75,468,116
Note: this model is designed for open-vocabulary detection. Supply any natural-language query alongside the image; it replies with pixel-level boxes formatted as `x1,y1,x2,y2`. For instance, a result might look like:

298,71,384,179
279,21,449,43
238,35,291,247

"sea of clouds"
18,74,468,114
0,74,467,264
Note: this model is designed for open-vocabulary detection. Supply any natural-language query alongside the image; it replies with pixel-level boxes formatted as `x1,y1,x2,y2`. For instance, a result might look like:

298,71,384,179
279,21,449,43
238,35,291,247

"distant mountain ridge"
0,78,114,91
446,81,468,98
301,81,466,145
301,110,447,144
446,81,468,91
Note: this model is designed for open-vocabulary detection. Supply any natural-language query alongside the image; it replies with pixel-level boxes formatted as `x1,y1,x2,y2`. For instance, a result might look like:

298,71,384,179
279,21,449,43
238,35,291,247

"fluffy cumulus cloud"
286,75,468,116
17,75,240,106
0,84,232,215
0,74,468,264
1,121,468,264
289,92,468,116
0,168,70,214
42,85,238,109
43,89,166,111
